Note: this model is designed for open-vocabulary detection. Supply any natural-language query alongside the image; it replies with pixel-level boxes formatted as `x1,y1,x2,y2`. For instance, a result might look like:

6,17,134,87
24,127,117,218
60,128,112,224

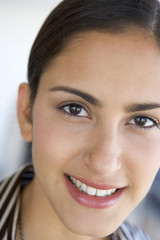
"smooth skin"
17,30,160,240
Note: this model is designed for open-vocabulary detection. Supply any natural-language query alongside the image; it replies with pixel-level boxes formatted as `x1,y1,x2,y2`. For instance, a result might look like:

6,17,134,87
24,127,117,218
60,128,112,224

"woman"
1,0,160,239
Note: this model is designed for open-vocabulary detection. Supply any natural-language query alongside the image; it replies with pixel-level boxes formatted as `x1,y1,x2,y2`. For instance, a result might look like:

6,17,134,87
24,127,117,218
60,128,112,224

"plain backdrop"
0,0,62,179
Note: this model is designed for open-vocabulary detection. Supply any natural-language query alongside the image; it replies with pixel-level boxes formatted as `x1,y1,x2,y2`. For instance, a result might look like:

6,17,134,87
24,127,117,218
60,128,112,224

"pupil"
69,104,81,115
135,117,146,126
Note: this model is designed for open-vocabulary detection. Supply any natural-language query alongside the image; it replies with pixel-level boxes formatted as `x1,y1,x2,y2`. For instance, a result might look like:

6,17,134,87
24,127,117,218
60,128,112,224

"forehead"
47,29,160,76
58,29,159,58
40,30,160,102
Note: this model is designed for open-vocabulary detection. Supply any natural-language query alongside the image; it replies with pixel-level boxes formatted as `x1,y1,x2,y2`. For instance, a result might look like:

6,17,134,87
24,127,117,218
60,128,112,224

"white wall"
0,0,62,179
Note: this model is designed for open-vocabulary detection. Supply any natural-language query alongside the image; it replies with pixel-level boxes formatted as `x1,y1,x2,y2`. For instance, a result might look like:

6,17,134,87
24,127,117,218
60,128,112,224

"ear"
17,83,32,142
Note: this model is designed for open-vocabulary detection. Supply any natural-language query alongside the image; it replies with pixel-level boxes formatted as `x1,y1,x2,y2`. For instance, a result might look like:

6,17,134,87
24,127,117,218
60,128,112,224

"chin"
61,216,117,238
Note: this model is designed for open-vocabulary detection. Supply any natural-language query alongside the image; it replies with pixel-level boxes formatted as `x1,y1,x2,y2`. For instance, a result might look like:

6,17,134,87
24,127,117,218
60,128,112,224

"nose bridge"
87,124,121,175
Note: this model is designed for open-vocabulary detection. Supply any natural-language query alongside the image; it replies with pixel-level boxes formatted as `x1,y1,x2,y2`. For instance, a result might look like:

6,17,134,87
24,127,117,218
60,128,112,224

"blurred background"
0,1,159,239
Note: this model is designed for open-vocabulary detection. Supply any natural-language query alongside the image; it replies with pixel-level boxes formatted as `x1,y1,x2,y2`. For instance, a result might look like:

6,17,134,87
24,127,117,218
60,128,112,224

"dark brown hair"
28,0,160,104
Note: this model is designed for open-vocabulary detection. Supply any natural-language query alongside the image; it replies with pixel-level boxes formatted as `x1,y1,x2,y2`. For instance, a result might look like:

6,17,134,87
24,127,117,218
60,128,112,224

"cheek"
125,135,160,198
31,114,86,173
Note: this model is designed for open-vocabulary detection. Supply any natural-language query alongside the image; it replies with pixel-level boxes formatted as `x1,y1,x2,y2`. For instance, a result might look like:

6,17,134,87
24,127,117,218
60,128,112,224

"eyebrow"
49,86,160,112
125,103,160,112
49,86,102,107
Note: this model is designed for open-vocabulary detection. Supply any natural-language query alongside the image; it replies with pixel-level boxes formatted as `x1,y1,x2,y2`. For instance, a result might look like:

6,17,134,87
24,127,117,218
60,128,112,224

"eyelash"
127,115,160,130
57,102,160,130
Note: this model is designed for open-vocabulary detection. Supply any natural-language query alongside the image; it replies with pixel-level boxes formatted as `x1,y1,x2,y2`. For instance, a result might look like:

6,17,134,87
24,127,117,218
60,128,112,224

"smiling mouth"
68,176,119,197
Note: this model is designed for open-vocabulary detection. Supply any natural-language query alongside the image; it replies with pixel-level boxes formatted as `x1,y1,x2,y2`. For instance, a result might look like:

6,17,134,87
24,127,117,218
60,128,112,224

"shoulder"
111,222,151,240
0,163,34,240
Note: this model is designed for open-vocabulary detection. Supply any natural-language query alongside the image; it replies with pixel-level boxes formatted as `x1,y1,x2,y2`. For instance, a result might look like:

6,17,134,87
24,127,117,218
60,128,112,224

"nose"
85,128,122,176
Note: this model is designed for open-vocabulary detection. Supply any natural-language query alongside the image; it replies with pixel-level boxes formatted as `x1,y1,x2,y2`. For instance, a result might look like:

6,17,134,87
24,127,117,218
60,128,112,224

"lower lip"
65,175,125,209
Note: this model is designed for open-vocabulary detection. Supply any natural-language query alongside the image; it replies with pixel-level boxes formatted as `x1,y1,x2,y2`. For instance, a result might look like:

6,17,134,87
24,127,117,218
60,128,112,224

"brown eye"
128,116,159,129
60,103,88,117
134,117,148,126
68,104,82,115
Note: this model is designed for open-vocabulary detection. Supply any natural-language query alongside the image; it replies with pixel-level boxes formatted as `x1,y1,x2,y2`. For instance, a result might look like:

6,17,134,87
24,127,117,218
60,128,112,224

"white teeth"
69,176,117,197
106,189,112,195
76,180,81,188
70,176,76,184
87,186,96,196
96,189,107,197
81,183,87,192
111,189,116,194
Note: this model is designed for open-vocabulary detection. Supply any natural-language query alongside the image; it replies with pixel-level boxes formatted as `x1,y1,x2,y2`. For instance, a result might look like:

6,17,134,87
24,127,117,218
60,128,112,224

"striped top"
0,163,151,240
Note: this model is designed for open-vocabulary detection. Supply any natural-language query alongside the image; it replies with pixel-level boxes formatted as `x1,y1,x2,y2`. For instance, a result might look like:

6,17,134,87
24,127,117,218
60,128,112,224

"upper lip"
66,174,124,190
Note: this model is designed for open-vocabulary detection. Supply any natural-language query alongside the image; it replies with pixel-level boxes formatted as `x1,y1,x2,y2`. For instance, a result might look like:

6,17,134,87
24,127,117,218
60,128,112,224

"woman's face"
19,31,160,238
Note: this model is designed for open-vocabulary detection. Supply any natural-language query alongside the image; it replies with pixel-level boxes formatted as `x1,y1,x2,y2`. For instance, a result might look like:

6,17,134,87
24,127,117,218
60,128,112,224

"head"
18,0,160,238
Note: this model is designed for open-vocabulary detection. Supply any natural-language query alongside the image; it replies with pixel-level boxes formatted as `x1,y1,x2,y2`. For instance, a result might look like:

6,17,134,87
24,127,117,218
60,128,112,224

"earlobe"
17,83,32,142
